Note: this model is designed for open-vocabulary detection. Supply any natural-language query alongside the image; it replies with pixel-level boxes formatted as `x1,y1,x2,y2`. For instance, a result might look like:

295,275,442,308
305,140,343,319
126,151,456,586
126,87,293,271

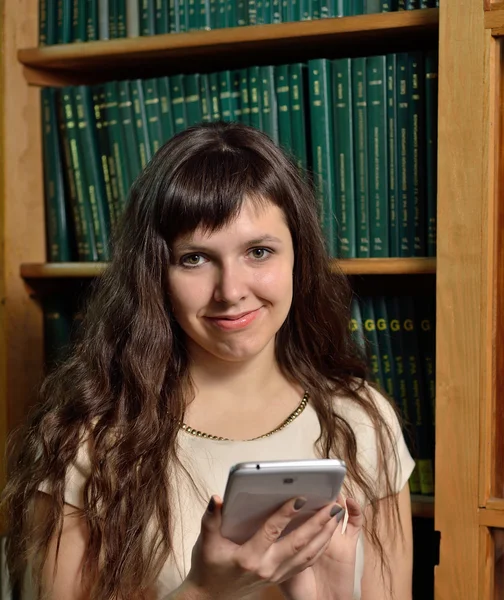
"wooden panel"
435,0,490,597
0,0,45,488
19,258,437,279
484,8,504,28
17,11,439,84
479,509,504,528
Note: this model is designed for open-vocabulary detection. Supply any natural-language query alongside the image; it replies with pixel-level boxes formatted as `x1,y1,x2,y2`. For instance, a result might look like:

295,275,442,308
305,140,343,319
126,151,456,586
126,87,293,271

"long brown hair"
3,122,401,599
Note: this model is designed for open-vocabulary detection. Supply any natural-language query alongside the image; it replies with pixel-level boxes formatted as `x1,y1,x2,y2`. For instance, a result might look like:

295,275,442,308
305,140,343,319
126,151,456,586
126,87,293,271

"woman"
3,122,414,599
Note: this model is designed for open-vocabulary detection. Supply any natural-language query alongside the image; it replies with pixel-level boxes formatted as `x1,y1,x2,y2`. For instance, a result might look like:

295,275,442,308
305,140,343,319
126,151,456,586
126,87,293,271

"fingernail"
294,497,307,511
207,497,216,514
336,509,346,524
330,504,343,518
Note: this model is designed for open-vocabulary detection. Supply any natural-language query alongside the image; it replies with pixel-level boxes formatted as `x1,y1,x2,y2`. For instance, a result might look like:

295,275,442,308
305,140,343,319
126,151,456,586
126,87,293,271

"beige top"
57,384,415,599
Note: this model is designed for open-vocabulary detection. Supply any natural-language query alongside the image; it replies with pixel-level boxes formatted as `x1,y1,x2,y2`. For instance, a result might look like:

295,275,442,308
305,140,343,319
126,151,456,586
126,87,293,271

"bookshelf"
2,0,503,597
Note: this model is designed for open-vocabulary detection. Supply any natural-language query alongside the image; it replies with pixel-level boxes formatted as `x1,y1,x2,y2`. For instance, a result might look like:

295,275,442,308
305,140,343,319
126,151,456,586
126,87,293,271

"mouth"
204,308,262,331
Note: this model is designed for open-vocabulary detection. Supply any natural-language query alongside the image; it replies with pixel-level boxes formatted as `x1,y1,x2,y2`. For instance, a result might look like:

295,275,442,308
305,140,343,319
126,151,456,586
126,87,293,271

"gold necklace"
179,391,309,442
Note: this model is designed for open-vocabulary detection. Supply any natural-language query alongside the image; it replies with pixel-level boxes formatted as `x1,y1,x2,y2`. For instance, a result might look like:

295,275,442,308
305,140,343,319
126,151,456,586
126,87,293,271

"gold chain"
179,391,309,442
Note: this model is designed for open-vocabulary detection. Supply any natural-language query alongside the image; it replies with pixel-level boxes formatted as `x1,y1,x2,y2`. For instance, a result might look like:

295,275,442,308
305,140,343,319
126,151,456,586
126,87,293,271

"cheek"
254,266,293,302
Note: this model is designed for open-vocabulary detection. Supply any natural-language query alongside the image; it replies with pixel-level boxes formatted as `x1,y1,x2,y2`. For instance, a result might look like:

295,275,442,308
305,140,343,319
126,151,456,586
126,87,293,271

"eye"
249,248,272,260
180,254,206,268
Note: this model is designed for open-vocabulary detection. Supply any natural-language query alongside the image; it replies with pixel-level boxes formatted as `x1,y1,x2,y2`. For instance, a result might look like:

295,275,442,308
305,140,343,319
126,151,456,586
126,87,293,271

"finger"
244,496,307,555
339,497,362,537
200,495,223,537
273,502,344,564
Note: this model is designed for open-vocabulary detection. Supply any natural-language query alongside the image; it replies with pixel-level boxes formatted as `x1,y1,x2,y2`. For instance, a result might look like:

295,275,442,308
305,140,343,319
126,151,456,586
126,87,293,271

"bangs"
155,137,291,243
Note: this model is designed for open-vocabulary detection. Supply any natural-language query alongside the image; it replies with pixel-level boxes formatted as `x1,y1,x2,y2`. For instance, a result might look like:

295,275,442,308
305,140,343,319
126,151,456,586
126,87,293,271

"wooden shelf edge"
333,258,436,275
485,7,504,29
21,258,436,279
18,9,439,73
411,494,435,519
479,508,504,528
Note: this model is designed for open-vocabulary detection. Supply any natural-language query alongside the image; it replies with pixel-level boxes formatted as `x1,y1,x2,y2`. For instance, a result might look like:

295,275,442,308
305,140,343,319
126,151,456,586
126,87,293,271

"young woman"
3,122,414,600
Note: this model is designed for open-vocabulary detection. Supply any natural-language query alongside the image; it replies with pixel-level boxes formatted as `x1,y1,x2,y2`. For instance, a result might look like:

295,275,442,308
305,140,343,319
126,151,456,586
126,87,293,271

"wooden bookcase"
1,0,503,597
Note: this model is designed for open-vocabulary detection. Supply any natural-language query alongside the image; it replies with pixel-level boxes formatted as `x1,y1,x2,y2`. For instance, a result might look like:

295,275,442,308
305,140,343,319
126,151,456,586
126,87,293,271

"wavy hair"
3,122,401,599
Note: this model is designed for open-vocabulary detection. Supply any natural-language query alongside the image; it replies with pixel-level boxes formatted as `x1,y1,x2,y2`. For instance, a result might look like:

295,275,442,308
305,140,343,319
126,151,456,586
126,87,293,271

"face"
167,200,294,364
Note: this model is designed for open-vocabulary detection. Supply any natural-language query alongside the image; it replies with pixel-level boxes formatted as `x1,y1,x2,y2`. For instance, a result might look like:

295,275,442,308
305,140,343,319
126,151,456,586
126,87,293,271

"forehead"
173,200,290,246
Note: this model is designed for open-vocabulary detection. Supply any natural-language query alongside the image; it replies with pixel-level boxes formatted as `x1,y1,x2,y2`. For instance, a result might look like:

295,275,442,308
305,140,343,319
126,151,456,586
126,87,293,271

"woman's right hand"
182,494,346,599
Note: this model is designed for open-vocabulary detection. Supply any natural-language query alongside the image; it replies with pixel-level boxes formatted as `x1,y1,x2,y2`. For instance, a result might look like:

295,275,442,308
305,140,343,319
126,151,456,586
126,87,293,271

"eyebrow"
173,235,283,253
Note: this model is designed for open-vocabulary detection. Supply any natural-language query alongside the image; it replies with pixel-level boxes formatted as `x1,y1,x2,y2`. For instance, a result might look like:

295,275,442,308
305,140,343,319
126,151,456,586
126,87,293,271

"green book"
170,75,188,133
289,63,308,173
366,55,389,257
271,0,281,21
281,0,291,21
275,65,293,157
364,0,380,12
333,58,357,258
72,0,87,41
352,57,370,257
408,52,426,256
73,86,111,261
405,0,419,7
226,0,237,26
239,69,251,125
425,50,438,257
386,54,400,257
398,0,406,8
300,0,311,19
209,72,221,121
230,71,242,121
86,0,99,39
350,297,366,359
199,74,212,123
59,88,98,261
117,80,142,187
248,66,262,130
158,77,175,142
373,296,398,402
312,0,320,19
107,0,117,38
142,79,164,157
188,0,199,30
248,0,257,24
91,85,119,234
179,0,188,30
104,81,131,212
308,59,336,257
116,0,127,35
200,0,211,28
41,88,73,262
130,80,151,170
386,296,422,494
140,0,156,33
57,0,73,42
155,0,169,32
185,74,203,126
349,0,364,13
415,294,436,431
361,296,385,390
217,0,227,27
263,0,271,23
260,66,279,143
400,296,435,495
219,71,233,122
39,0,50,45
396,53,414,256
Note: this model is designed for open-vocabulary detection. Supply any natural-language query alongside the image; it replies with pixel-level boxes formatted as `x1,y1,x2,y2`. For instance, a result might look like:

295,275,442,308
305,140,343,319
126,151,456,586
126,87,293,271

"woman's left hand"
279,497,363,600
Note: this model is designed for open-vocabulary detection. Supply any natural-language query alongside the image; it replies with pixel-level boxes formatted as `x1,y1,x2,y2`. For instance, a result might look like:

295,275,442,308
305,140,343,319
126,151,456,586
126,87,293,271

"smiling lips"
205,308,262,331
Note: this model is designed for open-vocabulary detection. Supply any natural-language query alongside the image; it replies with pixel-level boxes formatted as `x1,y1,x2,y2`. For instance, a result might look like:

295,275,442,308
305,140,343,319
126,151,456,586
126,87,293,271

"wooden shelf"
20,258,436,279
18,9,439,85
411,495,435,519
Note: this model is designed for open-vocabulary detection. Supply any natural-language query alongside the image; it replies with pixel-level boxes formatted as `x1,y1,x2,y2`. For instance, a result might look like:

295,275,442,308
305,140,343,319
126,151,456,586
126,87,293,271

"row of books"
39,0,439,45
41,52,437,263
352,295,435,496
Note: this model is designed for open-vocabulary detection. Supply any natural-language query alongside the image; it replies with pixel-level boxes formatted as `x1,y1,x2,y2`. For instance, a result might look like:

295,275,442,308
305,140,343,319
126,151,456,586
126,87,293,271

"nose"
213,261,248,305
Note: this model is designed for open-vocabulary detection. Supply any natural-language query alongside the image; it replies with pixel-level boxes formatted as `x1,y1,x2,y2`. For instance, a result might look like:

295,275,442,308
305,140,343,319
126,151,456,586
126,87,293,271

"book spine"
209,72,221,121
333,58,357,258
239,69,251,126
117,80,142,187
276,65,293,157
230,70,242,122
73,86,111,261
155,0,169,32
366,55,389,257
271,0,281,21
218,71,233,122
425,50,438,257
142,79,164,156
308,59,336,257
59,88,98,261
72,0,87,42
41,88,73,262
115,0,127,34
290,63,308,173
130,79,152,168
361,296,386,390
101,0,112,38
199,74,212,123
409,52,427,256
352,57,370,257
126,0,140,35
373,296,398,401
157,77,175,141
184,74,203,126
350,297,366,358
188,0,199,29
248,66,262,130
200,0,211,28
86,0,99,39
170,74,188,133
260,65,279,144
39,0,49,45
396,52,414,256
386,53,400,257
104,81,131,211
364,0,381,12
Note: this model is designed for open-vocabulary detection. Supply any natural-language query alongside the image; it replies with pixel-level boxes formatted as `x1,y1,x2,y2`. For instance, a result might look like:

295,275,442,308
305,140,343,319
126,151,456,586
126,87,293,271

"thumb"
201,495,223,536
